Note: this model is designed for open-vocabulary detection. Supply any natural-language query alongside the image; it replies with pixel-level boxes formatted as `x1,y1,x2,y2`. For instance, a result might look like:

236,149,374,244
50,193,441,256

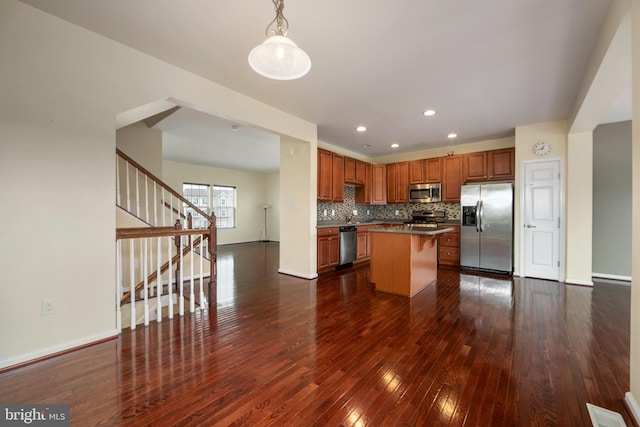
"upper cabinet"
488,148,515,180
371,164,387,204
317,148,344,202
344,157,366,185
409,160,425,184
386,162,409,204
463,148,515,182
409,158,441,184
442,155,463,202
424,158,441,183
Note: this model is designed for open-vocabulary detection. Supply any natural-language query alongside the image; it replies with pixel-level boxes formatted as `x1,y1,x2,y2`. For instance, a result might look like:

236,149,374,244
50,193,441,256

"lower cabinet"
317,227,340,271
438,225,460,266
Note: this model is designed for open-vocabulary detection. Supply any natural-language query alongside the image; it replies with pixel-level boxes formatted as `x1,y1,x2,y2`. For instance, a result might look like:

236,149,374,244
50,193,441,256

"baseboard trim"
565,278,594,287
593,273,632,282
0,329,119,372
625,392,640,427
278,268,317,280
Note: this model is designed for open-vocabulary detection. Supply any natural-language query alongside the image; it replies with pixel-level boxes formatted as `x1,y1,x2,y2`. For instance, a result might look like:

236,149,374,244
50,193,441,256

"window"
182,183,210,229
212,186,236,229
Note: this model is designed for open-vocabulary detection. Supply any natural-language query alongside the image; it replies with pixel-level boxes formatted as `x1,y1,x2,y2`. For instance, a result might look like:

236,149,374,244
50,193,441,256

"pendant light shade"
248,0,311,80
249,35,311,80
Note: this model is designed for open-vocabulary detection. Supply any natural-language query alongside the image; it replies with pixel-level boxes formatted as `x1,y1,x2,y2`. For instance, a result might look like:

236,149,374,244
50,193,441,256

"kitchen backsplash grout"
317,186,460,222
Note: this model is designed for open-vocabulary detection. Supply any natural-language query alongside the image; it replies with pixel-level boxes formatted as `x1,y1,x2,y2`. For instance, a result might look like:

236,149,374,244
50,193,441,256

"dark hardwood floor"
0,242,631,426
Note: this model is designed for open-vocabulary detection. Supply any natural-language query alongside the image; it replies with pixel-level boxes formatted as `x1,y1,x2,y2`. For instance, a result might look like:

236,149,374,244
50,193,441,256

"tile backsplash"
317,185,460,222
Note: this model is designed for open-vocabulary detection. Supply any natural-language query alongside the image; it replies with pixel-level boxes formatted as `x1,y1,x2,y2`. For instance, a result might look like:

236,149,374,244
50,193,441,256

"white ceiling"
20,0,630,172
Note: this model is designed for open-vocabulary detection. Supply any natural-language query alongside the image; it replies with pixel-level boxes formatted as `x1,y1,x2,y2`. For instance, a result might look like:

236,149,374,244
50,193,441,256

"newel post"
208,215,217,305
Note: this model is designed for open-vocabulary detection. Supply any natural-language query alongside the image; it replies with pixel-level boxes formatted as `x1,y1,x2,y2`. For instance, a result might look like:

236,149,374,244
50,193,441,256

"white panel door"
523,160,560,280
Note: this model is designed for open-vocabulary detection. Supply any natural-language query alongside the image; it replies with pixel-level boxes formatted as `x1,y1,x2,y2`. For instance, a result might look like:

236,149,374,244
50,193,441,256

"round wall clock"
533,141,551,156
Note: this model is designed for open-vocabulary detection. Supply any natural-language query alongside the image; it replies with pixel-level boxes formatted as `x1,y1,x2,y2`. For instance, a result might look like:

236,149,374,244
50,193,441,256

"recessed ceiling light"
356,126,367,132
391,143,399,148
423,109,436,117
447,133,457,139
361,144,370,148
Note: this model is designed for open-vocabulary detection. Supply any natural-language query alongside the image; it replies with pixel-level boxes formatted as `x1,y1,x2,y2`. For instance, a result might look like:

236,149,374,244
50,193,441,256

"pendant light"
248,0,311,80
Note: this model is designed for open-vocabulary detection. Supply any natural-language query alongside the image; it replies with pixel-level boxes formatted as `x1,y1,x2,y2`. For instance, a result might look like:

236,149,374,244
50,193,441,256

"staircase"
115,148,217,330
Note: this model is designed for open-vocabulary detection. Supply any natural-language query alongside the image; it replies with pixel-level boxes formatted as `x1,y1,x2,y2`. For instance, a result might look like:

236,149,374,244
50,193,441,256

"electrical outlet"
331,210,335,216
42,298,57,316
323,209,327,217
395,210,399,216
367,210,370,215
352,209,358,216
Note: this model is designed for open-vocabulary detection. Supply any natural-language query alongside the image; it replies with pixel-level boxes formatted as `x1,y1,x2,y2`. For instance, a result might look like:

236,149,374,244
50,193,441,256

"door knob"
526,224,536,228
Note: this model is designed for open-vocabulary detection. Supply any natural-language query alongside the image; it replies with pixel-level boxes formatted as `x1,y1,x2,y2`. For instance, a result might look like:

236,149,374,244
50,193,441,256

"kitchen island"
369,227,453,297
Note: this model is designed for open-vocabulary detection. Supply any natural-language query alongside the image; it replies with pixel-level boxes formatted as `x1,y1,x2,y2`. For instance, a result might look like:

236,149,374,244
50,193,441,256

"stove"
404,210,447,228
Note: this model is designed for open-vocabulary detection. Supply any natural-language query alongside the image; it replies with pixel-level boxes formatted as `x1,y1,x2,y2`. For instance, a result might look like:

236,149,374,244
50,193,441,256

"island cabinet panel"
317,227,340,271
356,225,377,260
463,152,488,182
425,158,441,183
387,162,409,203
438,225,460,266
409,160,425,184
371,164,387,204
442,155,463,202
370,231,438,297
488,148,515,180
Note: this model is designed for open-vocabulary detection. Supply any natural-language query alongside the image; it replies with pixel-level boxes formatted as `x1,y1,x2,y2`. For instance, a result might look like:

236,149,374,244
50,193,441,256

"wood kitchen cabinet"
438,225,460,266
317,227,340,271
441,155,463,202
463,151,488,182
355,163,372,204
488,148,515,180
370,164,387,204
356,225,377,260
463,148,515,182
409,160,425,184
424,158,441,183
410,158,441,184
317,148,344,202
386,162,409,203
344,157,366,185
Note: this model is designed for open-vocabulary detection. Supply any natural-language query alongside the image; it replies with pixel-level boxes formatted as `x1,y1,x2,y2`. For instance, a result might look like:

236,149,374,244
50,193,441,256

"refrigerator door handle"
475,200,481,232
479,200,484,232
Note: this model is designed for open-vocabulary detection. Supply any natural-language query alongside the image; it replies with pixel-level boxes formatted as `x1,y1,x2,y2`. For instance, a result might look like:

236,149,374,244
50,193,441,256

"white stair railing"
115,225,214,330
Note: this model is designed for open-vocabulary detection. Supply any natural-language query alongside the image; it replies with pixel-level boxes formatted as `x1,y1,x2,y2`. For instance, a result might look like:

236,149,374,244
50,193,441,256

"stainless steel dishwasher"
339,226,357,267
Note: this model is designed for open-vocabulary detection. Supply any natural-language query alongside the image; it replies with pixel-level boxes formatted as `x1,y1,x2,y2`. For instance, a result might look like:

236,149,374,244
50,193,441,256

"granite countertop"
316,219,460,229
369,226,454,236
316,219,407,228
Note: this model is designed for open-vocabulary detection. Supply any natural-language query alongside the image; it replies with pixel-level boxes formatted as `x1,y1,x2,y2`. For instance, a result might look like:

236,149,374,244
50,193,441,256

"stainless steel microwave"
408,183,441,203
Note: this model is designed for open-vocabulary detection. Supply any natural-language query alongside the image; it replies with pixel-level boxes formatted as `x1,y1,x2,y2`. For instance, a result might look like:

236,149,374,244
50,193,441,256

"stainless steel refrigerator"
460,182,514,274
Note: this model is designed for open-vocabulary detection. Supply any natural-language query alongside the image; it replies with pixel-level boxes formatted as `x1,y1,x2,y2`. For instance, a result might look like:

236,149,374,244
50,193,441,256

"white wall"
116,122,163,178
279,137,317,278
0,0,315,368
566,132,594,285
162,160,278,245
